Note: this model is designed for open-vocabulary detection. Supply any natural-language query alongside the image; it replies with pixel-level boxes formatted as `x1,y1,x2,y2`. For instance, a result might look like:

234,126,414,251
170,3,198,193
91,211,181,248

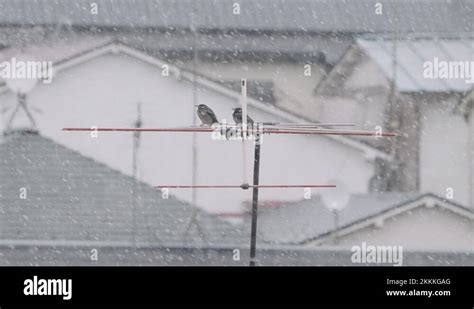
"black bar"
0,267,472,305
249,134,261,267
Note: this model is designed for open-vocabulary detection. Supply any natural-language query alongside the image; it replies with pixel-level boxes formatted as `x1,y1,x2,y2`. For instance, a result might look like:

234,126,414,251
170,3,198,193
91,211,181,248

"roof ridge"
296,193,473,245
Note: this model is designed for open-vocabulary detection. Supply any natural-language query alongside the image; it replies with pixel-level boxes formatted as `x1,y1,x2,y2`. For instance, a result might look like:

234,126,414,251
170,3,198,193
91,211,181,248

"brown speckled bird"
196,104,219,126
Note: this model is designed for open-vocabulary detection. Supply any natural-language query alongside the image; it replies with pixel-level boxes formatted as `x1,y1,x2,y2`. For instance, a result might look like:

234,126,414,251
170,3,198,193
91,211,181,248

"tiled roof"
0,129,248,248
0,0,471,34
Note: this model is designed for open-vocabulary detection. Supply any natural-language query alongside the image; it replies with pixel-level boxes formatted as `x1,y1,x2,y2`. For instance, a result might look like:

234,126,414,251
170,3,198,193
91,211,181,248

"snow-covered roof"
256,193,473,245
0,0,471,35
0,129,248,248
358,38,474,92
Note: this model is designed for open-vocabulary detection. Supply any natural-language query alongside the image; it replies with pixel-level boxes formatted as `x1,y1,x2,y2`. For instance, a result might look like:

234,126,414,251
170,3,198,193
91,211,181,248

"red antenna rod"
63,127,214,132
155,184,336,189
264,129,397,137
266,123,356,127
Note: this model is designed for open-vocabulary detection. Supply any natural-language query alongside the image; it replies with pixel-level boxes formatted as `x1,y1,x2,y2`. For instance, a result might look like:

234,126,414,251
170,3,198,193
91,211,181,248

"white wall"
0,52,374,214
188,60,324,120
315,51,390,132
420,98,471,207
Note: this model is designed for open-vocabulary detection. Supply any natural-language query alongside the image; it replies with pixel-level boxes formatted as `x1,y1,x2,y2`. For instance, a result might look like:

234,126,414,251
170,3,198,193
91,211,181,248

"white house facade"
0,39,387,215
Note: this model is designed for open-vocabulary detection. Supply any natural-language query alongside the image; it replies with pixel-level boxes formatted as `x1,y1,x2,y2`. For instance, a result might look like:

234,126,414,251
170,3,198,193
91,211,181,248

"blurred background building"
0,0,472,265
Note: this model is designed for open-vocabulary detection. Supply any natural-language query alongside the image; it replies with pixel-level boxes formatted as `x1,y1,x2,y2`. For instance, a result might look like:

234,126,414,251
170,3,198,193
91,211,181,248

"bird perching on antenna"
195,104,219,126
233,107,255,126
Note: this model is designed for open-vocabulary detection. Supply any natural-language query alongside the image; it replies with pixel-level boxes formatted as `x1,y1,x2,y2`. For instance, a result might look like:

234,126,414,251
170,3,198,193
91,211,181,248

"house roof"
255,193,474,245
0,0,471,35
358,38,474,92
0,129,248,248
